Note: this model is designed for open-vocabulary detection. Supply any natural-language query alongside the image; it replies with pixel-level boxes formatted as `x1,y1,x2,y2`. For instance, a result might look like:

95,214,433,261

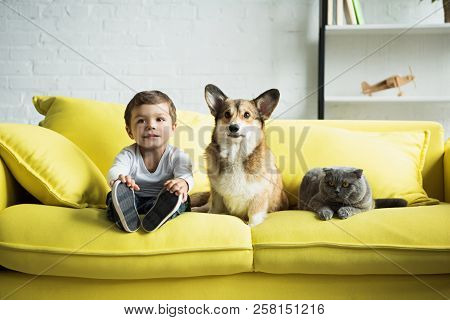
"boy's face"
126,103,176,151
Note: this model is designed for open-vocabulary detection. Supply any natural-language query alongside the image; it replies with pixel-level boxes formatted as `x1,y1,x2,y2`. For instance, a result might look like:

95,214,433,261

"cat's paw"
337,207,353,219
317,208,334,220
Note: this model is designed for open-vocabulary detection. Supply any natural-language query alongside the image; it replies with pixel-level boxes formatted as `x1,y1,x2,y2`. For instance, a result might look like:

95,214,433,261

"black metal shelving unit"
318,0,327,120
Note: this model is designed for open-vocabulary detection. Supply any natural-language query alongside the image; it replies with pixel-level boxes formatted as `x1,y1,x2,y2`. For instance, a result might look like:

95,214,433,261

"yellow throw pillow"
167,110,213,193
33,95,211,193
33,95,133,177
267,125,438,206
0,124,109,208
445,138,450,203
0,158,21,211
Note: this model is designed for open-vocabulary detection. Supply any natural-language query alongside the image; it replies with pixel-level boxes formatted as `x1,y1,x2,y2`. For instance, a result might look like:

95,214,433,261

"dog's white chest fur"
219,143,240,162
213,143,268,218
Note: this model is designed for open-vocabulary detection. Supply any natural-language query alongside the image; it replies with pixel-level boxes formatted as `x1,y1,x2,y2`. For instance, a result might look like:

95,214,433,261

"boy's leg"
141,188,183,232
111,180,140,232
170,195,191,220
134,194,156,215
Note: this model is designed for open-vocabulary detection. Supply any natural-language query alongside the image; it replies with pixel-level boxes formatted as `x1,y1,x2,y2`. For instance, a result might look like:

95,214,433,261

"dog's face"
204,84,280,147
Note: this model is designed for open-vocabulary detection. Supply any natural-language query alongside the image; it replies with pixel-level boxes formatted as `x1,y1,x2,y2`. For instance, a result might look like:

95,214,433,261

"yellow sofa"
0,96,449,299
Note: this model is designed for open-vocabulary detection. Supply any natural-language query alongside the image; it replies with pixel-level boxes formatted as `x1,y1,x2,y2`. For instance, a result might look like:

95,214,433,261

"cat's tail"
374,198,408,209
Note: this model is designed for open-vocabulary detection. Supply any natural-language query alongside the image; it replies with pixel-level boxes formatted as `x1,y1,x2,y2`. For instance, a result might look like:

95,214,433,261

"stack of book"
328,0,364,25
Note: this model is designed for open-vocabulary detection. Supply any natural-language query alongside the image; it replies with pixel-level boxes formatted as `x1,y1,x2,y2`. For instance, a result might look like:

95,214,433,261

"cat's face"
319,167,366,204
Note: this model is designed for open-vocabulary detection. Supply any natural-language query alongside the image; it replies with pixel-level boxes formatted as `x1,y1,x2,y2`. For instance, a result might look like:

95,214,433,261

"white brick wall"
0,0,318,124
0,0,449,140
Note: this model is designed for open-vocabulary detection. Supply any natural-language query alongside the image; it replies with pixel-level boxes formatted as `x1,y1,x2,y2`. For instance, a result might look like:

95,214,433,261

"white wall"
0,0,319,124
0,0,449,139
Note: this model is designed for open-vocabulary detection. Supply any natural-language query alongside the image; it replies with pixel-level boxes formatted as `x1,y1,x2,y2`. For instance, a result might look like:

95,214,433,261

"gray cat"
298,167,407,220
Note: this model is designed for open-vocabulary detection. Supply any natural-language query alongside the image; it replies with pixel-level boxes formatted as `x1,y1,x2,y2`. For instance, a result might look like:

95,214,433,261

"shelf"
318,0,450,119
325,96,450,103
325,23,450,36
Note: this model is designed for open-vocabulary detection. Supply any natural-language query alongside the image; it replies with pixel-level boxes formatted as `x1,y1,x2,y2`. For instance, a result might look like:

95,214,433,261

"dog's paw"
248,212,267,227
317,208,334,221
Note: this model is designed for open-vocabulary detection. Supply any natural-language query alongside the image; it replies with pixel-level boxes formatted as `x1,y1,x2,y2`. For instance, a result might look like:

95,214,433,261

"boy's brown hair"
125,91,177,127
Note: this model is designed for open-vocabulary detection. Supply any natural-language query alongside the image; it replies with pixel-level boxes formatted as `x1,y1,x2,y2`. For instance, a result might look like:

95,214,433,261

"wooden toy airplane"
361,67,416,96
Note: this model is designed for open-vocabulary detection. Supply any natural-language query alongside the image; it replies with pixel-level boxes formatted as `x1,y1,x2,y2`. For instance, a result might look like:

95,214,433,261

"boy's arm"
107,149,133,186
172,149,194,192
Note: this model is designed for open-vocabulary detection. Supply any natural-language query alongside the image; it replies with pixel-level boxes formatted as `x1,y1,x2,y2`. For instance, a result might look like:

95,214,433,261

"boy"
106,91,194,232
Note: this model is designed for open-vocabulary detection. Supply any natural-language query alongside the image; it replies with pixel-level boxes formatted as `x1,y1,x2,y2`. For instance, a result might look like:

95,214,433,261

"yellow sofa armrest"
0,157,21,210
445,139,450,203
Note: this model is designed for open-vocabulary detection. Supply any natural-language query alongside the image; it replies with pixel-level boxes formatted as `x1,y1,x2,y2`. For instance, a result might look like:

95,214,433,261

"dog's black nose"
229,124,240,133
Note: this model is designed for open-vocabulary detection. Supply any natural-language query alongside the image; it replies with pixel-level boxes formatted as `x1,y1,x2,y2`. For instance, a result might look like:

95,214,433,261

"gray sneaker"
111,180,140,232
141,189,182,232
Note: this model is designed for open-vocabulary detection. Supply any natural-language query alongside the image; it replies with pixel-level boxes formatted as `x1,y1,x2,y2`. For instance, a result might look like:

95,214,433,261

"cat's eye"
327,181,335,187
342,181,349,188
224,111,232,119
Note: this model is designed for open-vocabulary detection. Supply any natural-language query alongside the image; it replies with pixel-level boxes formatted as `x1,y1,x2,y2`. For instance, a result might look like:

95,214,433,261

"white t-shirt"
107,143,194,198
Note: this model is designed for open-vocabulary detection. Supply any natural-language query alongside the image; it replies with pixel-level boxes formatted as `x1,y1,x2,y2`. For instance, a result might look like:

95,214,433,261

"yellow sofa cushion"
445,138,450,203
266,124,437,206
266,119,444,202
0,204,253,279
33,96,132,177
33,95,211,193
0,124,109,208
252,204,450,275
0,158,21,211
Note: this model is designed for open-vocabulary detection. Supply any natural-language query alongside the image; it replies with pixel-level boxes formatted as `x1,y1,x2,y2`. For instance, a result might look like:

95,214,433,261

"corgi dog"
192,84,289,226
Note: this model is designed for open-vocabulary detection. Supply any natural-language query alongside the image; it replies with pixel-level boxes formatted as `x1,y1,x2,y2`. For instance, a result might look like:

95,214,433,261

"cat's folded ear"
352,169,363,179
323,168,333,175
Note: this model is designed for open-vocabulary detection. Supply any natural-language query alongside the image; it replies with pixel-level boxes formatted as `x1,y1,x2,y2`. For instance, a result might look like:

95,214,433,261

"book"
336,0,344,25
352,0,365,24
327,0,333,25
344,0,357,25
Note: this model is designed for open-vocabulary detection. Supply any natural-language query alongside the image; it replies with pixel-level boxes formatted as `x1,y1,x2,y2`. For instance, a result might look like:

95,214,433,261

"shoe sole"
111,180,140,232
142,190,182,232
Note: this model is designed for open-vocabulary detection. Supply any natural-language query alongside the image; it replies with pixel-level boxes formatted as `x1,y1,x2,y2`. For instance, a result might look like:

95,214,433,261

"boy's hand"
109,174,140,191
164,178,188,203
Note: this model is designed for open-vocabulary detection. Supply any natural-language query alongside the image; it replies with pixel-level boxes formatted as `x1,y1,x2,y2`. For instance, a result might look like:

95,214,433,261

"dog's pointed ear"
205,84,227,117
254,89,280,120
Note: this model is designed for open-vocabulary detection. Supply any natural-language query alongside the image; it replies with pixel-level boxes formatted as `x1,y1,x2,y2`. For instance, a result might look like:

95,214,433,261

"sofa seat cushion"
0,204,253,280
252,204,450,275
